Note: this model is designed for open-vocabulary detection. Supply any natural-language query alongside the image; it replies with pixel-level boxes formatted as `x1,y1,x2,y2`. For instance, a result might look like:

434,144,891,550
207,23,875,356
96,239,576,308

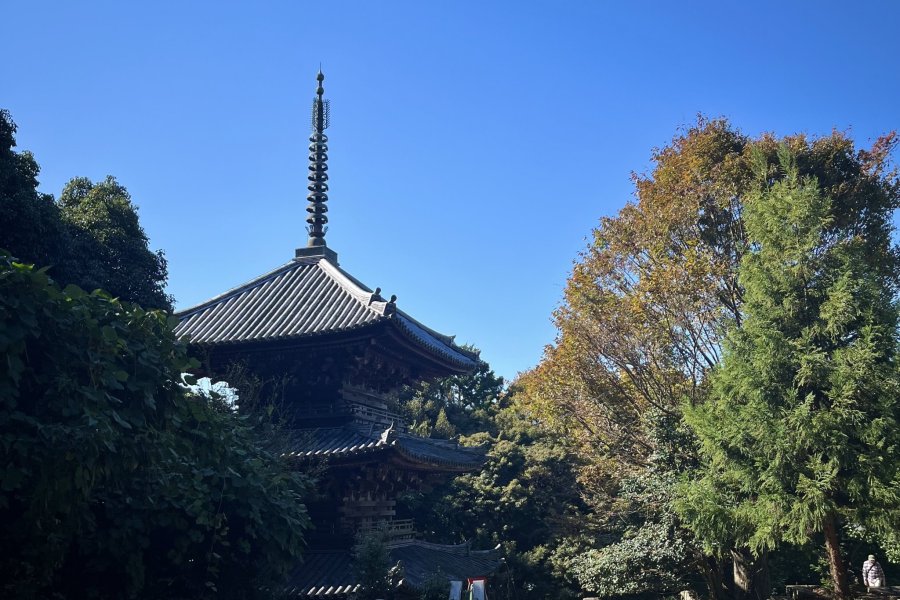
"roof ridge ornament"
296,68,338,264
380,422,397,444
384,294,397,316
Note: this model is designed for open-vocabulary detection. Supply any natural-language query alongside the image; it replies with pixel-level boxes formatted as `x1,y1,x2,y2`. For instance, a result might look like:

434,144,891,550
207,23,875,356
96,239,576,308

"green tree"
399,351,504,438
405,393,586,600
59,176,171,309
0,109,172,310
0,109,69,271
680,147,900,600
0,254,310,599
432,407,456,439
522,119,753,599
523,119,899,599
418,570,451,600
553,412,711,599
353,531,393,600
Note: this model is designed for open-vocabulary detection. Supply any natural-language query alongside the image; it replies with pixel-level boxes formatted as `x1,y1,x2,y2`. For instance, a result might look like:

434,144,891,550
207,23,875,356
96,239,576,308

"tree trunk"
700,555,729,600
823,514,851,600
731,547,771,600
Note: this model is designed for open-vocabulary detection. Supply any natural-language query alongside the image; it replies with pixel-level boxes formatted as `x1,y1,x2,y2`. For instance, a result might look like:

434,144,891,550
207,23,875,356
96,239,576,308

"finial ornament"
306,70,331,247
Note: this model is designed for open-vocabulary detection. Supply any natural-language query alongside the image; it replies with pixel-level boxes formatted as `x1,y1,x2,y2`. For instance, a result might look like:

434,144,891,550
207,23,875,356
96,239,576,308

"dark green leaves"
0,110,172,311
681,144,900,595
0,255,311,599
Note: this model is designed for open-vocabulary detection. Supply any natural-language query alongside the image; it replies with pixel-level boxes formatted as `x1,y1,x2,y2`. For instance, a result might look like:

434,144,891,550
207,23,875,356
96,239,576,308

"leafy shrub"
0,254,311,599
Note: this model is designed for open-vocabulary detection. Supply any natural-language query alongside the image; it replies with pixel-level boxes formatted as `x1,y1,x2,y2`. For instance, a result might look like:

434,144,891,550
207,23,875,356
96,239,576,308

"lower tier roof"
284,424,487,472
285,541,502,597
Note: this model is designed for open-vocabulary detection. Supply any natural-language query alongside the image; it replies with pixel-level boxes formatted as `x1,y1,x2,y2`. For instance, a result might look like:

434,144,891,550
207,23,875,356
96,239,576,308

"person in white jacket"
863,554,886,588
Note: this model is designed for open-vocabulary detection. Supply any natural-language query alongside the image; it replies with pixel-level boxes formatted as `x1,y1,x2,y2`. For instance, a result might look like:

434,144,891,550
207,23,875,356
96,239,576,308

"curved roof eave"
173,255,477,371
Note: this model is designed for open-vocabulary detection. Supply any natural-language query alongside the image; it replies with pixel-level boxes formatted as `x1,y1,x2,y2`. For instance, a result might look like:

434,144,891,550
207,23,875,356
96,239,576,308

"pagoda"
174,71,500,598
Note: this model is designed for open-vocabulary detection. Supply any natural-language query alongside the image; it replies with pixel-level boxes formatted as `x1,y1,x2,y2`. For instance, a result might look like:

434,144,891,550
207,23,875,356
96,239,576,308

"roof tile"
286,541,501,594
174,256,476,369
284,425,486,470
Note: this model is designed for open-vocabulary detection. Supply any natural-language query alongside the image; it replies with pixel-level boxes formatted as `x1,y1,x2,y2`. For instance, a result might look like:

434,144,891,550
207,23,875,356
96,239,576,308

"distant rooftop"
285,541,501,596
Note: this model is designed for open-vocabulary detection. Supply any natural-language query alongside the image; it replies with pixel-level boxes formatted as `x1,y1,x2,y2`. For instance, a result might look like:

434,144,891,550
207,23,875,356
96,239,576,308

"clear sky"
4,1,899,380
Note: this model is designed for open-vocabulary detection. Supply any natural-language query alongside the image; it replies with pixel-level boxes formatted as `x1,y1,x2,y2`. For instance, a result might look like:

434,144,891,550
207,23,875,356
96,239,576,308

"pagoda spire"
306,69,330,248
296,69,338,263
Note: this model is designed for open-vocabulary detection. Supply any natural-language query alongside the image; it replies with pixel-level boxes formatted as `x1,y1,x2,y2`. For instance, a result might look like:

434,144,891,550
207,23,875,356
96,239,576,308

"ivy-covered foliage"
0,109,171,309
0,255,311,599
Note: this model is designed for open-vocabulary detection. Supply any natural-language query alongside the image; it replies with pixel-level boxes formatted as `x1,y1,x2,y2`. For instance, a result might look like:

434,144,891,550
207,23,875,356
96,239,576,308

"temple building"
174,71,500,598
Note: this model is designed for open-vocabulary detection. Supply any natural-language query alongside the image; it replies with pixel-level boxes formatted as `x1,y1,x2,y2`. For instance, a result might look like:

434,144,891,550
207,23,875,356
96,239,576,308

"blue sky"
4,1,899,380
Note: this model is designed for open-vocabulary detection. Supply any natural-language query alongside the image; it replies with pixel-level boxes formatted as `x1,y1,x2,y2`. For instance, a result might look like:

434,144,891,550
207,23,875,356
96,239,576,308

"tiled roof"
284,425,487,471
173,256,477,370
391,541,501,588
284,541,502,596
284,552,357,597
395,434,488,470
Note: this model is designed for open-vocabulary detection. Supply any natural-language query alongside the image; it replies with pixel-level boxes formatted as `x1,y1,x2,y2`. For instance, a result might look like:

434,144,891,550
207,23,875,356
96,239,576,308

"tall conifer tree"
681,147,900,599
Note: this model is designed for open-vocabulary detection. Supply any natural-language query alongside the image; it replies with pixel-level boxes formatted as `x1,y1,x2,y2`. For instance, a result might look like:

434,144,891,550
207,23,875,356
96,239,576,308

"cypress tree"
681,146,900,599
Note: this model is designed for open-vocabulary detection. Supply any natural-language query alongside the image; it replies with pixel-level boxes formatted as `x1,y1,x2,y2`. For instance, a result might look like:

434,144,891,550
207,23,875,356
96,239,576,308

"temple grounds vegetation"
0,111,310,599
0,110,171,311
0,255,311,599
514,121,900,600
2,106,899,599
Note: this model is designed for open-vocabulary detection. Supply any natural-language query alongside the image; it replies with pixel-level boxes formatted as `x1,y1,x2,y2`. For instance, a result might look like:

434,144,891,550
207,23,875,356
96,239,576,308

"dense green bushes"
0,255,311,599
